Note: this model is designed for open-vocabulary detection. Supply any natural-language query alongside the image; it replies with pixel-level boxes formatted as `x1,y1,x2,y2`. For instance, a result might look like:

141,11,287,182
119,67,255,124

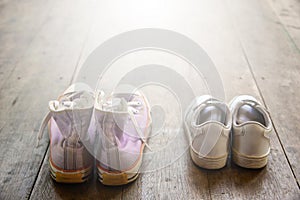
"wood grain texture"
228,0,300,189
267,0,300,50
0,0,299,199
120,0,297,199
29,150,123,200
0,0,53,88
0,0,94,199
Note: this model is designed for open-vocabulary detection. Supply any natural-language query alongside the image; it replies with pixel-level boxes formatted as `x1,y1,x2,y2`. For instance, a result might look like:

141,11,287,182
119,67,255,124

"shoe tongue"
72,92,94,108
50,91,94,111
103,97,128,112
50,91,94,140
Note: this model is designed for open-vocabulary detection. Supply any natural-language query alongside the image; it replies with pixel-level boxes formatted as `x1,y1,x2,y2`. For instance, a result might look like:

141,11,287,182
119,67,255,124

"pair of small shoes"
37,83,152,185
38,84,272,184
184,95,272,169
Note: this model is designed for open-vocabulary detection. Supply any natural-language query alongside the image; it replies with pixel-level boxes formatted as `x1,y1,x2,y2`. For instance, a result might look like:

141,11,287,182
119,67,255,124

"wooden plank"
0,0,95,199
122,151,210,199
201,0,300,198
107,0,299,199
0,0,53,88
227,0,300,190
2,0,299,199
33,0,299,199
186,0,300,198
267,0,300,50
30,150,123,200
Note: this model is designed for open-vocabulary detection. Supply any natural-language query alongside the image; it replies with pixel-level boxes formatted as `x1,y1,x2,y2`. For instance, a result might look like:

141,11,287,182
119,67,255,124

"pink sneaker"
93,91,152,186
37,83,94,183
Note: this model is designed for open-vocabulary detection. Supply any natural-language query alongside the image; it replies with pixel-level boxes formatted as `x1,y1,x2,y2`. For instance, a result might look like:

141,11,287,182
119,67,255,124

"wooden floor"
0,0,300,199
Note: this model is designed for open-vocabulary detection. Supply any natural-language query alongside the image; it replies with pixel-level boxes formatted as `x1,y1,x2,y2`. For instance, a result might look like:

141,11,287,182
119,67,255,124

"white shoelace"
36,111,52,147
38,94,152,151
101,97,152,151
128,106,152,151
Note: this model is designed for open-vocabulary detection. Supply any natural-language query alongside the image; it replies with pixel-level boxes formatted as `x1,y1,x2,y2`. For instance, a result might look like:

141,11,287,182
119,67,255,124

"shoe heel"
190,148,227,169
96,165,140,186
98,171,129,186
49,160,92,183
232,149,268,169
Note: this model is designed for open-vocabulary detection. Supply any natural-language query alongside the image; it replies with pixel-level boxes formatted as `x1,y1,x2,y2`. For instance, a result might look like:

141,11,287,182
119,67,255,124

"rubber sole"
232,148,268,169
49,160,92,183
96,116,151,186
96,147,143,186
190,148,228,169
97,166,140,186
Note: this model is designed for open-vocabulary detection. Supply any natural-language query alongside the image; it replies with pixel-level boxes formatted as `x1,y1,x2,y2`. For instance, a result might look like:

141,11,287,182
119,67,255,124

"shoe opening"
236,104,266,126
196,103,228,126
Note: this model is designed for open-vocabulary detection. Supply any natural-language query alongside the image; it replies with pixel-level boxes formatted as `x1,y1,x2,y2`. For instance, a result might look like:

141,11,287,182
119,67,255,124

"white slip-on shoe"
92,90,152,186
37,83,94,183
229,95,272,169
184,95,232,169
